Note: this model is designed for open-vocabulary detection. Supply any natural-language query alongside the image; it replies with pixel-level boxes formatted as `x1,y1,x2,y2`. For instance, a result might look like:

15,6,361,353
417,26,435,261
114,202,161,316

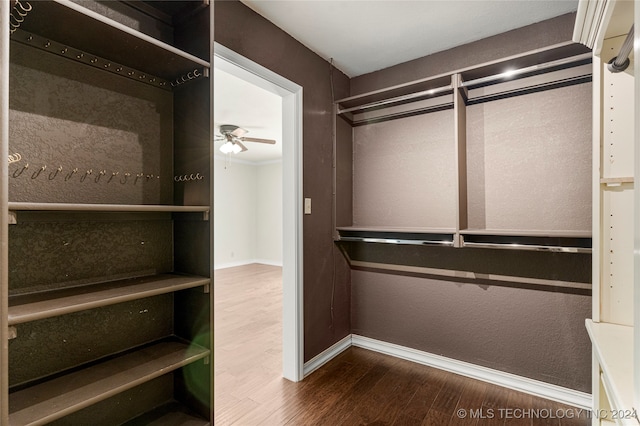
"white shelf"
8,340,210,426
8,274,210,326
586,320,636,420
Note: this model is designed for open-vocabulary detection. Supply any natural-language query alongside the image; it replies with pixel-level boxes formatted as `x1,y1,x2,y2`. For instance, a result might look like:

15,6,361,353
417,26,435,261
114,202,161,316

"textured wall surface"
353,110,456,228
9,294,173,387
351,269,592,392
467,83,592,231
9,218,173,295
9,43,173,205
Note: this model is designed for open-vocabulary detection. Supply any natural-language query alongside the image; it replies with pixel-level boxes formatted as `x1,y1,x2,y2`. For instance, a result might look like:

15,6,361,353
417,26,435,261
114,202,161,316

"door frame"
213,42,304,382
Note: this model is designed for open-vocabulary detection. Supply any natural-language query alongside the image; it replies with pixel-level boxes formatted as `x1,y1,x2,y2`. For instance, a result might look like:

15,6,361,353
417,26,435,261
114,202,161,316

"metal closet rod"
339,236,454,246
338,85,452,115
461,52,592,88
340,52,591,116
608,24,634,73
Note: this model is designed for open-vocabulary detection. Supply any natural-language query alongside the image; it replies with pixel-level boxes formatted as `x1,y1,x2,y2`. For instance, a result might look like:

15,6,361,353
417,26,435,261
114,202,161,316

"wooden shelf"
8,274,210,326
460,229,592,238
337,226,456,233
585,320,636,417
8,340,210,426
8,202,209,213
14,0,209,83
460,230,592,253
337,41,590,111
120,401,209,426
336,227,455,246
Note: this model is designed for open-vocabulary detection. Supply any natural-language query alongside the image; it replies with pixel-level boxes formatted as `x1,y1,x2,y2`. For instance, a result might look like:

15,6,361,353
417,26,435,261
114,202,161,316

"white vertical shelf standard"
574,1,638,425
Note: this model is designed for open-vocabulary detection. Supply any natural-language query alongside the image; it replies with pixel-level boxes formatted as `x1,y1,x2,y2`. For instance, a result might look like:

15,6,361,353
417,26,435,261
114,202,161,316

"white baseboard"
254,259,283,267
303,335,352,377
214,259,283,270
351,334,592,409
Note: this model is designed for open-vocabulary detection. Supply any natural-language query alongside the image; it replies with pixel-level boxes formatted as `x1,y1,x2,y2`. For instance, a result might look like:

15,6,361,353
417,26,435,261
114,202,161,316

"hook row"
9,0,31,34
170,68,207,87
174,173,205,182
12,164,161,185
14,30,173,90
8,153,22,164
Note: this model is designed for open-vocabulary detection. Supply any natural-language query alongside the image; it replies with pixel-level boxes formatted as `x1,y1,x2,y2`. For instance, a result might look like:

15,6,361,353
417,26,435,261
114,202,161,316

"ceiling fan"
216,124,276,154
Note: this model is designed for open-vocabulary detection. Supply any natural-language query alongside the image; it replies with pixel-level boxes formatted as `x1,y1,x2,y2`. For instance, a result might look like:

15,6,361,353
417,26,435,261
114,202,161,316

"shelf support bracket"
203,211,209,221
8,211,16,225
203,284,210,294
8,327,16,340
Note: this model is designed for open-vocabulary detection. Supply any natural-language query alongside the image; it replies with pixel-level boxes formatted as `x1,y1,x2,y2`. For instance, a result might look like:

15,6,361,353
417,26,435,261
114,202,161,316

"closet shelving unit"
574,0,638,424
1,0,212,425
334,41,594,255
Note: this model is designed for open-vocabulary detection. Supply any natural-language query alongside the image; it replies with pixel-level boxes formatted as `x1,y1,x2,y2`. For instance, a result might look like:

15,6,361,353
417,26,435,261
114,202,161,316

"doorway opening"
213,43,303,384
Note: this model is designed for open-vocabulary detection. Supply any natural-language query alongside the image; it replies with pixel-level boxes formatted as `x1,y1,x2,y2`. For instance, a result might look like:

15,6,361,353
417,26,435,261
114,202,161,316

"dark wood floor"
214,264,590,425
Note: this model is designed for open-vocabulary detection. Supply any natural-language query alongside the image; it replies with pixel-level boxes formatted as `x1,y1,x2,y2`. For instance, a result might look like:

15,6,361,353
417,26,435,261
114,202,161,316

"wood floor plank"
449,378,489,426
422,408,453,426
314,363,391,425
429,373,467,415
396,367,448,424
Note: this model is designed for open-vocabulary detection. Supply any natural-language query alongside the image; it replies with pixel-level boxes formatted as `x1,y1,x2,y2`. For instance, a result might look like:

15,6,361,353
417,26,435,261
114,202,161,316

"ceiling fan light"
220,141,234,154
232,143,242,154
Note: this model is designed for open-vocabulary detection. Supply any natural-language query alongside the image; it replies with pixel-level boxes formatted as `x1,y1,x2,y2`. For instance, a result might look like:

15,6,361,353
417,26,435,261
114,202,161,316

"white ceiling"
240,0,579,77
216,0,579,163
213,68,282,163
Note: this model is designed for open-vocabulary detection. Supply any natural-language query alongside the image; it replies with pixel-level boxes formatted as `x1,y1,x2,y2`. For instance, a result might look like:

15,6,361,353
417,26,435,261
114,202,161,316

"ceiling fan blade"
241,137,276,145
235,140,249,152
231,127,248,137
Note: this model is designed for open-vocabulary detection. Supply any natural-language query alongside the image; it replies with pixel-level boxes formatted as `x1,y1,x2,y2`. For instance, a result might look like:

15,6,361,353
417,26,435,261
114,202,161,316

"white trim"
303,335,352,377
214,42,305,382
213,259,283,270
254,259,284,267
351,335,592,409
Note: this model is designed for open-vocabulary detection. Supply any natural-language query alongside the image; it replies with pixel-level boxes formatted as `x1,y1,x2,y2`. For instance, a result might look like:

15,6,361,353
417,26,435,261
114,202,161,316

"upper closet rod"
608,24,634,73
462,52,592,89
338,84,452,115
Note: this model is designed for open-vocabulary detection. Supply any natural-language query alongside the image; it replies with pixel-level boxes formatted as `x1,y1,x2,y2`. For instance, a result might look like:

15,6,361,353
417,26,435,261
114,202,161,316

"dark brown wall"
213,0,352,361
347,14,592,392
351,13,577,95
351,269,591,391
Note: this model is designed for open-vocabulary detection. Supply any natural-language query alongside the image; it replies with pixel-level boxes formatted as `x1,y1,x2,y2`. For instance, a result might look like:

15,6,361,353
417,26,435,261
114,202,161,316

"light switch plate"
304,198,311,214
